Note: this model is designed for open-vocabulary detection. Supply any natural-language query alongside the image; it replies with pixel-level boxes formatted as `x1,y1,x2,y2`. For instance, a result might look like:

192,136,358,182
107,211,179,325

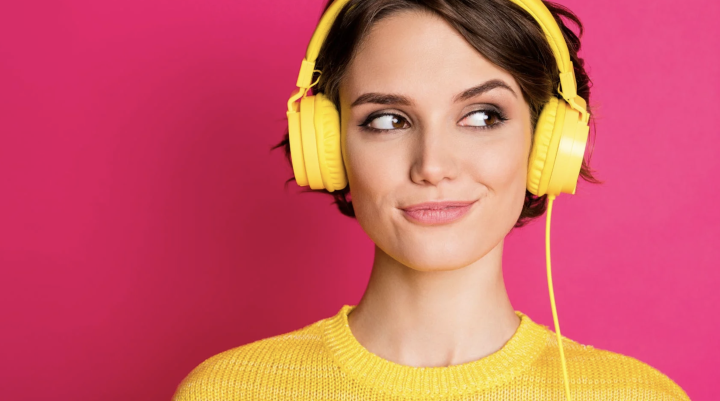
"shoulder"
535,326,691,401
171,317,331,401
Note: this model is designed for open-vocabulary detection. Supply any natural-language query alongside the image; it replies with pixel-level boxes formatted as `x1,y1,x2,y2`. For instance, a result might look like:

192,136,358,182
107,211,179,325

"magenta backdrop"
0,0,717,400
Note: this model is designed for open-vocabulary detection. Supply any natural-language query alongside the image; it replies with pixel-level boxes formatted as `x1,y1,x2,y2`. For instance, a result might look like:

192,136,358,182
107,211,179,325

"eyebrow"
350,79,517,108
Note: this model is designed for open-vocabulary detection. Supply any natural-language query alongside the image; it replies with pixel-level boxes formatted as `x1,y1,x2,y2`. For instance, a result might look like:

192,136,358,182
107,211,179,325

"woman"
173,0,690,400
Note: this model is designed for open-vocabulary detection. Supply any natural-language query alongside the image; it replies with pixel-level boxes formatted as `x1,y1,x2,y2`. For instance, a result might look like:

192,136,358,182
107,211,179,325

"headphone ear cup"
547,101,590,196
528,97,561,196
528,97,590,197
314,93,347,192
298,95,325,189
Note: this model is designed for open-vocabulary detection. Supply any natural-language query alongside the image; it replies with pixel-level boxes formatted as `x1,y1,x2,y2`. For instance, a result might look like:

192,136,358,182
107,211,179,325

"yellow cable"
546,194,572,401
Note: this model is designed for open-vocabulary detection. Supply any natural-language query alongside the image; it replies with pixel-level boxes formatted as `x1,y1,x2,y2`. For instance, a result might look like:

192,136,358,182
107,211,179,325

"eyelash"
358,109,508,133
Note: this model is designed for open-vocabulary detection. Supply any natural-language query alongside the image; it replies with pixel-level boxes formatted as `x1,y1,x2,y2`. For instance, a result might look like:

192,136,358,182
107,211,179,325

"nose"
409,125,459,186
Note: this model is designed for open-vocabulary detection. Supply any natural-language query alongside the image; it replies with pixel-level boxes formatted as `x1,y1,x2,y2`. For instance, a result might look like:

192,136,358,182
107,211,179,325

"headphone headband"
291,0,588,120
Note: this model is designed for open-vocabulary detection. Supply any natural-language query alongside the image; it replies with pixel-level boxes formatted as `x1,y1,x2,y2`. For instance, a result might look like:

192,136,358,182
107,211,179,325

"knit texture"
172,305,690,400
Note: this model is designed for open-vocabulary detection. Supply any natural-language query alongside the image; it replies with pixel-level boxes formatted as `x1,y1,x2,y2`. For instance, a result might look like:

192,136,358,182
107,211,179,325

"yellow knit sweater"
172,305,690,400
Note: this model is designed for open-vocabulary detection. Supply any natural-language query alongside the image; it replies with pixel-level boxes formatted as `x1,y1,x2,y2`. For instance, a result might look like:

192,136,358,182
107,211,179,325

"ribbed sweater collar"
322,304,548,398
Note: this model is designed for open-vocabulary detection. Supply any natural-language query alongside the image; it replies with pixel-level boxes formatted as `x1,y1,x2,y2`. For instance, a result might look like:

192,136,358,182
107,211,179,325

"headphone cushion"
314,93,348,192
527,97,560,196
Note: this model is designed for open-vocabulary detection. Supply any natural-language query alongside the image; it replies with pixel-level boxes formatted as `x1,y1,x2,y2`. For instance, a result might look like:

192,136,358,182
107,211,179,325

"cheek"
343,131,406,221
466,131,530,225
469,136,528,194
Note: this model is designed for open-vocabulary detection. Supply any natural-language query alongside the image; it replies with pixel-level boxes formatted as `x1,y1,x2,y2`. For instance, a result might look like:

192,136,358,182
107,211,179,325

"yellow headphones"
286,1,591,400
286,0,589,197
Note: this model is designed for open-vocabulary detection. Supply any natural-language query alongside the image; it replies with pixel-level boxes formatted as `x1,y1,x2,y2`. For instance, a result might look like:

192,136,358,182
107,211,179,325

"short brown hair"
272,0,602,228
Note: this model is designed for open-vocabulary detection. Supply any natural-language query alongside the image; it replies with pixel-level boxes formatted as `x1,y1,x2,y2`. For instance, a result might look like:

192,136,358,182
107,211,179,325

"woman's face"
339,9,533,272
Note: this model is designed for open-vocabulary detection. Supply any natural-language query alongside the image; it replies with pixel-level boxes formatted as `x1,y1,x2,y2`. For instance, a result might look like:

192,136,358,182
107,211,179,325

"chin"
404,256,475,272
394,242,482,272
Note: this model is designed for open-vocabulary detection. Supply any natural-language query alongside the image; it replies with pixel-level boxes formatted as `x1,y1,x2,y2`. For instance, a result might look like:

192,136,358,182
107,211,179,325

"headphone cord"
546,194,572,401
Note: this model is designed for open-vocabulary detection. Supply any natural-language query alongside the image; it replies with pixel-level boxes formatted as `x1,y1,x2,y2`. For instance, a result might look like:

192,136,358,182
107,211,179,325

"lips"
399,200,477,225
400,200,477,211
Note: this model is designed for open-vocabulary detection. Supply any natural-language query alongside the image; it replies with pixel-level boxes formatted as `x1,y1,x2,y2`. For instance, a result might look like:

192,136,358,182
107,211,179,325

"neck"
348,239,520,368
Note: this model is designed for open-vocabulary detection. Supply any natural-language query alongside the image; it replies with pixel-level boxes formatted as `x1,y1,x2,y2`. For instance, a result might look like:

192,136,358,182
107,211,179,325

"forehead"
341,9,519,104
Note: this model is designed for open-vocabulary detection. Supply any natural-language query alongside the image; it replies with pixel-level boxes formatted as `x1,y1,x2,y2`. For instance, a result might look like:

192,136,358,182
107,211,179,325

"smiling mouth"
400,201,477,225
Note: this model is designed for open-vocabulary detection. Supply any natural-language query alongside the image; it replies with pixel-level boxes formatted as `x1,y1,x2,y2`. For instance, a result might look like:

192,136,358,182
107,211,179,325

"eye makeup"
357,105,509,134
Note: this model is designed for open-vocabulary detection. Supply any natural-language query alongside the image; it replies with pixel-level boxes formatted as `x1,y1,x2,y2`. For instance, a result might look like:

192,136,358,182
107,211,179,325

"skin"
338,9,533,368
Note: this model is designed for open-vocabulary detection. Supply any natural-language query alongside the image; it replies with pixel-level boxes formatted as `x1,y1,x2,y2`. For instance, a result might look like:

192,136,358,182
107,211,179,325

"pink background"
1,0,717,400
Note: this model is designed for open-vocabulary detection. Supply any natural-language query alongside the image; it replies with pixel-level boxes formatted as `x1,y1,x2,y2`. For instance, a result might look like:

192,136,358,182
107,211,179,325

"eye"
458,109,507,129
359,113,410,133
